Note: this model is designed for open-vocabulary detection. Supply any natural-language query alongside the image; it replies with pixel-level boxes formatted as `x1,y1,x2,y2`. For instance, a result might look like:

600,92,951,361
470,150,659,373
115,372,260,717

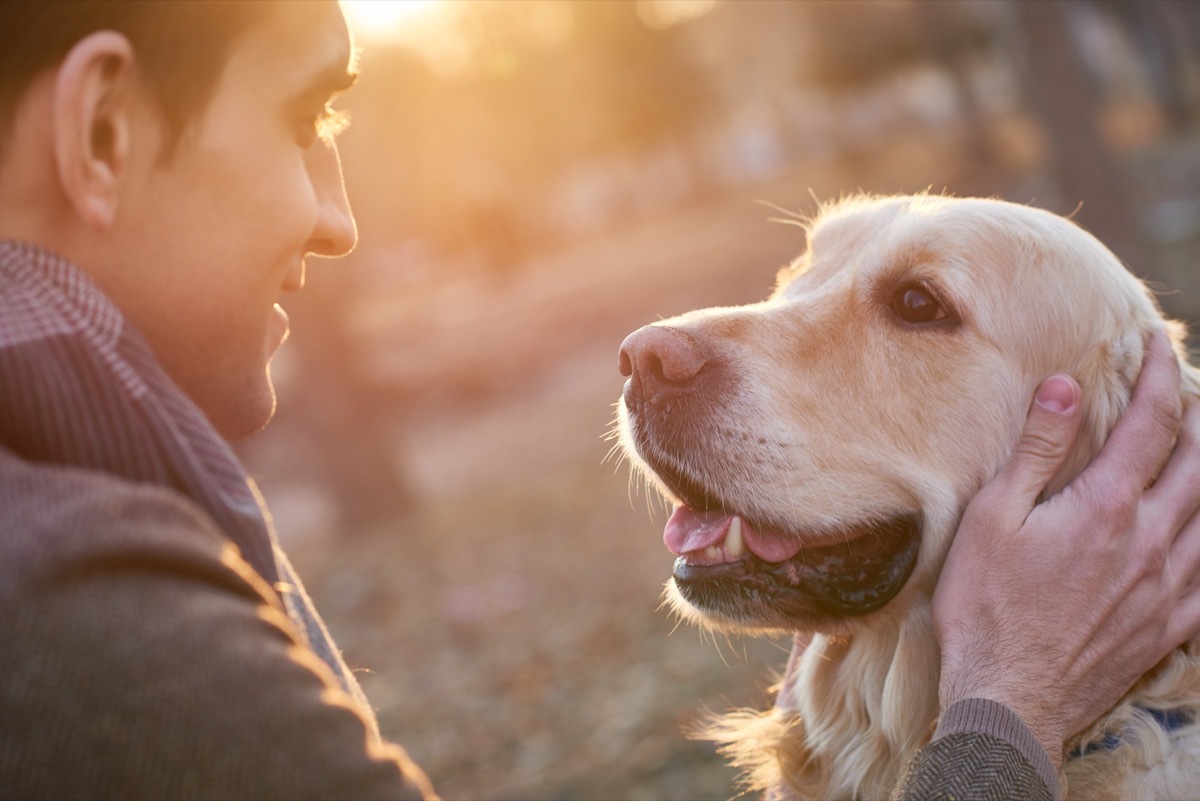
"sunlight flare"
341,0,441,42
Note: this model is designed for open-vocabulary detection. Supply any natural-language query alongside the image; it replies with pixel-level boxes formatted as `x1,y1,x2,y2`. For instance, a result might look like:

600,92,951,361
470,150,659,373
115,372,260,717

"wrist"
935,698,1064,796
939,654,1066,769
940,684,1065,770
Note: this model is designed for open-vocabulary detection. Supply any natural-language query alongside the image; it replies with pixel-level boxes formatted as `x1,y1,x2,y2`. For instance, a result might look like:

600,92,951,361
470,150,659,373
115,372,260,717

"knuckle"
1137,541,1166,573
1146,393,1183,438
1174,400,1200,454
1090,481,1138,523
1138,534,1170,573
1015,427,1066,462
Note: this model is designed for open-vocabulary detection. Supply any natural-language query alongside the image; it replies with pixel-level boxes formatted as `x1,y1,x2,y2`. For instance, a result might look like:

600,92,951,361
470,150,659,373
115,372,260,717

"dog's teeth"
727,516,745,557
705,546,721,560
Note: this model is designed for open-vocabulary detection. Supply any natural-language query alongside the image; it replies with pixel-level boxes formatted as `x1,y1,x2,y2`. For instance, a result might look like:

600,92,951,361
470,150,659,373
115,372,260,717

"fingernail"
1036,375,1077,414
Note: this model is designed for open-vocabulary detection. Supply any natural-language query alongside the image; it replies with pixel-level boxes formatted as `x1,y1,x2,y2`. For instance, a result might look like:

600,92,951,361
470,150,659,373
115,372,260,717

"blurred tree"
912,1,997,172
762,1,1005,179
796,0,989,88
1008,0,1145,271
1096,0,1200,133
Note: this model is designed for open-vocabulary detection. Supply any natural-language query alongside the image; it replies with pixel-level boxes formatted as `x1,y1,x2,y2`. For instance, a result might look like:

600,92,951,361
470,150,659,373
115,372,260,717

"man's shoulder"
0,445,233,593
0,446,434,801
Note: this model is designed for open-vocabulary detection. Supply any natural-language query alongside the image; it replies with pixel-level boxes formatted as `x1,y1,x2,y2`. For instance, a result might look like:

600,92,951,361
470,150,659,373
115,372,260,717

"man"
0,2,432,798
0,2,1197,799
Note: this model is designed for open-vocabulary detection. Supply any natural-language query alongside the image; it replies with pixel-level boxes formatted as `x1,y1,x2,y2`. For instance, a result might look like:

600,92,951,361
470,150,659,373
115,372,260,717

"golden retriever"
614,193,1200,800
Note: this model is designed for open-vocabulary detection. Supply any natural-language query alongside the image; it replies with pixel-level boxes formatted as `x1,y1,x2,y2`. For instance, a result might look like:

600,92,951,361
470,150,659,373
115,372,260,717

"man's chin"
199,373,278,442
269,303,291,353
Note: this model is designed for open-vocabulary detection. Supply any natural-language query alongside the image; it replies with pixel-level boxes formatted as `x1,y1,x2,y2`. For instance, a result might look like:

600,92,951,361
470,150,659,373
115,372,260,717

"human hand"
933,331,1200,769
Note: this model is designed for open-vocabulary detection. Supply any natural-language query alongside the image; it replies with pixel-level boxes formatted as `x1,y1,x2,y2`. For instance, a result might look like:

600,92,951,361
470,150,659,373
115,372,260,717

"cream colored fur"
617,194,1200,800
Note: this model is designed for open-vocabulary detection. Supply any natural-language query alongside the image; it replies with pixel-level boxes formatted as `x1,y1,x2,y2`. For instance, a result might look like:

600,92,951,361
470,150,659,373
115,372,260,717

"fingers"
1162,404,1200,590
1150,398,1200,536
1088,331,1182,488
1167,513,1200,597
1165,583,1200,652
1166,519,1200,646
990,373,1083,515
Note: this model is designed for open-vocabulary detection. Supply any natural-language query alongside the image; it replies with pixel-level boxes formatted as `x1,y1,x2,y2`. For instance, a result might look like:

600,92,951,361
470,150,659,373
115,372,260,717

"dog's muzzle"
618,323,922,628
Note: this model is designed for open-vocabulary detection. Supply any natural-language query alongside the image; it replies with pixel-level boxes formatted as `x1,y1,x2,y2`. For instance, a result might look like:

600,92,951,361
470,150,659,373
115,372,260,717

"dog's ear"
1048,320,1198,496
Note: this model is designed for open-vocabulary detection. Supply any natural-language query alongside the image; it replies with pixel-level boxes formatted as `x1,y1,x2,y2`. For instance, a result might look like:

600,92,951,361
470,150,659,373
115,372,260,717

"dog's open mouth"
648,429,924,624
665,506,921,622
631,424,921,625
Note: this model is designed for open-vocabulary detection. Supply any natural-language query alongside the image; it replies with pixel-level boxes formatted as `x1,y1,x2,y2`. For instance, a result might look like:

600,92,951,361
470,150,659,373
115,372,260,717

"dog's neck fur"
713,612,1200,801
708,603,941,800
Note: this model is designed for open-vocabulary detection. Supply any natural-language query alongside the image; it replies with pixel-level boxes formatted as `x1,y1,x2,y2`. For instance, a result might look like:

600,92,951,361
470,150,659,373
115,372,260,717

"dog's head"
617,194,1190,633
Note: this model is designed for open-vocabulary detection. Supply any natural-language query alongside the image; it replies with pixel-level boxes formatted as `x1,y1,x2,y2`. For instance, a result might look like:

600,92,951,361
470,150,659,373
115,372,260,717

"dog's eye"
891,284,946,324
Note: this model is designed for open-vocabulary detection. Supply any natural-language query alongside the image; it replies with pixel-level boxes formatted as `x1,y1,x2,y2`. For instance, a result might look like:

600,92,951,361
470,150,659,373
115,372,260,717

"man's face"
112,2,357,440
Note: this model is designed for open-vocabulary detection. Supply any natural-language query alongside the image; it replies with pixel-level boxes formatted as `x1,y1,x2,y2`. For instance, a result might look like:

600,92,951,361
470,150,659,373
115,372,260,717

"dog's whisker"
754,198,814,230
768,636,791,656
721,630,748,664
711,633,733,668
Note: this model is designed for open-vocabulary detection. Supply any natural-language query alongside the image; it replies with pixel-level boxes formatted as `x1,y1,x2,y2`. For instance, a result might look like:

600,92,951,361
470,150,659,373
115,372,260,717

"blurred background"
235,1,1200,798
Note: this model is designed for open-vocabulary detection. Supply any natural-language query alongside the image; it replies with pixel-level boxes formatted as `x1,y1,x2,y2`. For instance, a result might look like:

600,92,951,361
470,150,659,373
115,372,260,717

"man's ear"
53,31,137,231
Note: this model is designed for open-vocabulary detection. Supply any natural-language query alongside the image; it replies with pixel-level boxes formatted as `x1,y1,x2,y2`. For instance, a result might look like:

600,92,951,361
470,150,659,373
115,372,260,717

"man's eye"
890,283,947,324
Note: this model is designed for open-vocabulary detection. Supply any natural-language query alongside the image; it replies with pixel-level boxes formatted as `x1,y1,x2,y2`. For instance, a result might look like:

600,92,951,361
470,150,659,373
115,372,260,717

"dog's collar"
1069,706,1193,760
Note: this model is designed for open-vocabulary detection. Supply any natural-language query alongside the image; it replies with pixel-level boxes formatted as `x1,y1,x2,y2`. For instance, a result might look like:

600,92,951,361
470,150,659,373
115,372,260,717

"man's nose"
304,141,357,258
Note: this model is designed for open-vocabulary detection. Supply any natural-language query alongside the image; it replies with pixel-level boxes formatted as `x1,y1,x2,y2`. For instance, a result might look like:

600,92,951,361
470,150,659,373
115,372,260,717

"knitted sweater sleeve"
890,698,1060,801
0,459,436,801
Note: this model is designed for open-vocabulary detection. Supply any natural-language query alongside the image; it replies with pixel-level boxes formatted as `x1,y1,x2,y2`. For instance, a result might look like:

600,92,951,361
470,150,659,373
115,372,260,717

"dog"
614,193,1200,799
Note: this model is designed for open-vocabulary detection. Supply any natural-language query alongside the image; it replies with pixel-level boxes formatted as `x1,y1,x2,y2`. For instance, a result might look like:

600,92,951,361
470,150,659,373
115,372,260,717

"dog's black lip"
673,513,922,620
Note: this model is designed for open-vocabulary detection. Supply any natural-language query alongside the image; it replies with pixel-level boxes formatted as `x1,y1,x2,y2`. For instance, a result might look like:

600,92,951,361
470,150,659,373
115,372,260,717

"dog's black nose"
618,325,709,388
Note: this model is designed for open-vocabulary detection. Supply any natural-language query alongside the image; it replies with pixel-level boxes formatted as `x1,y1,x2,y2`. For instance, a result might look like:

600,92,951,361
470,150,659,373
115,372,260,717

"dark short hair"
0,0,276,157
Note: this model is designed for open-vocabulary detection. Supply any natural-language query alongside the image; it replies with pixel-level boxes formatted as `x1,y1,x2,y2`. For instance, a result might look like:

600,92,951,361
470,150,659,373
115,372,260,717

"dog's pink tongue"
664,506,805,563
664,506,730,554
